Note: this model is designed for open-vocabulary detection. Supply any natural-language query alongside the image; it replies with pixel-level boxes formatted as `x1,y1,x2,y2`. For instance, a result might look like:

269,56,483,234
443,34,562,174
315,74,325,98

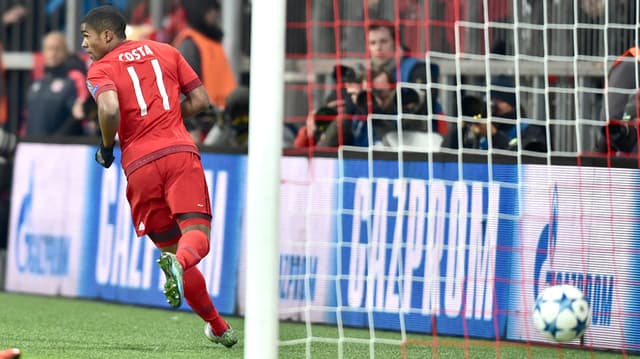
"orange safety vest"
612,47,640,69
173,28,237,108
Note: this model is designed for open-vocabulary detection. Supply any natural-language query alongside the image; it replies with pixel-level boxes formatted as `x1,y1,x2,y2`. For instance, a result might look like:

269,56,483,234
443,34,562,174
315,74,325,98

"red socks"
176,230,210,271
173,229,227,336
183,267,229,336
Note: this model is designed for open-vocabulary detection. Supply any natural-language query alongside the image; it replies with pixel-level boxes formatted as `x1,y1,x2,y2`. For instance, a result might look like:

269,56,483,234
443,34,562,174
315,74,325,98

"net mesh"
278,0,640,357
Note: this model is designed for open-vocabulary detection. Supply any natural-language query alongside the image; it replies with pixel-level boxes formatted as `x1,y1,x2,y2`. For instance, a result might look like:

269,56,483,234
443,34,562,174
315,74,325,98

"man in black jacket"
24,32,88,136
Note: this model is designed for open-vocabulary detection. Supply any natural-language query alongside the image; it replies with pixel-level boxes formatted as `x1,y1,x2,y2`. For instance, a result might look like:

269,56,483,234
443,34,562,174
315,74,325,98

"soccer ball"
532,284,591,342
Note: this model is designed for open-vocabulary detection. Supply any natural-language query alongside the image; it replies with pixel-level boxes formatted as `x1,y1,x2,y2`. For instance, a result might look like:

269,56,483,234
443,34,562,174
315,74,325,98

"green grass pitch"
0,292,636,358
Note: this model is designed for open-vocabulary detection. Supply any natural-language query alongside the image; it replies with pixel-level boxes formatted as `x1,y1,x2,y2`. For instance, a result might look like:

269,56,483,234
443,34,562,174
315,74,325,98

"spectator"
173,0,236,143
490,75,547,152
445,77,547,152
596,47,640,153
444,94,512,150
294,65,363,148
318,67,421,147
23,31,89,136
365,22,444,132
362,67,423,146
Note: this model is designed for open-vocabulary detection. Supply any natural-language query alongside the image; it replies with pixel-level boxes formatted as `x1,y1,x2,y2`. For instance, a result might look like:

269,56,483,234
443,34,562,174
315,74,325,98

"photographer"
445,94,515,150
445,91,547,152
294,65,364,147
319,66,422,147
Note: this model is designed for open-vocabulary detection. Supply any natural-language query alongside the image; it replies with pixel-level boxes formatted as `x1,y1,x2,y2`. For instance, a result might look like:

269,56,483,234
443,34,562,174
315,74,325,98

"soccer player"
81,6,237,348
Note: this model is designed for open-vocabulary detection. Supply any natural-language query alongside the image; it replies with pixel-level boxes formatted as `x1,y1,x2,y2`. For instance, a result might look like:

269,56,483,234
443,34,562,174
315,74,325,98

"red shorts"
126,151,211,237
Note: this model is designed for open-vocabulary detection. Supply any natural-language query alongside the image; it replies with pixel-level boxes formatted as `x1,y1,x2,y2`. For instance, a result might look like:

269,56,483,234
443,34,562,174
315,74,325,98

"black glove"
95,142,115,168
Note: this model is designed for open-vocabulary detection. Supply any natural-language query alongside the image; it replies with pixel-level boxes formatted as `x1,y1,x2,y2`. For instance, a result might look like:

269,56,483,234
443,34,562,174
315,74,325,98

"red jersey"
86,39,202,175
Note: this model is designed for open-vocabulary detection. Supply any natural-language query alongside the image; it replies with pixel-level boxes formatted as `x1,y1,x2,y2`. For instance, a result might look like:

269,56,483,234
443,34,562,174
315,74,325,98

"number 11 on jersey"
126,58,171,116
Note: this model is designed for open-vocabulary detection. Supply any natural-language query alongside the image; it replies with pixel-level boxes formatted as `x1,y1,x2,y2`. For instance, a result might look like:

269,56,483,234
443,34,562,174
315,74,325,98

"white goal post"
244,0,285,358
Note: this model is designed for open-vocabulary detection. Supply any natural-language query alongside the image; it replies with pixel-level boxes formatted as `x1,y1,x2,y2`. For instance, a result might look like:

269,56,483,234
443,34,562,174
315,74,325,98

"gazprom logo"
14,165,70,276
533,185,613,326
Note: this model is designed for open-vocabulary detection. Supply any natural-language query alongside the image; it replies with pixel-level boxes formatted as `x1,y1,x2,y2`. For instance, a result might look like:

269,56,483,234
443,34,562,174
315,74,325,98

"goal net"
252,0,640,357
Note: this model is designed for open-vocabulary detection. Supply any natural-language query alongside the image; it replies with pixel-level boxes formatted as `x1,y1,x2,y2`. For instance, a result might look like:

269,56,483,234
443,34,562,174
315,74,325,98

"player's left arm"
172,45,210,118
181,85,210,119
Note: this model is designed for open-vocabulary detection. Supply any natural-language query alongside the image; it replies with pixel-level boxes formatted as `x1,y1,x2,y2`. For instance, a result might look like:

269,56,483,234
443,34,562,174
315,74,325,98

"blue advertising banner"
7,144,94,296
331,158,518,338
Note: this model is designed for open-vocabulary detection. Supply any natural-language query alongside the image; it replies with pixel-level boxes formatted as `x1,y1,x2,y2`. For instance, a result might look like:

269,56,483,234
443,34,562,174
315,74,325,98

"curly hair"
82,5,127,39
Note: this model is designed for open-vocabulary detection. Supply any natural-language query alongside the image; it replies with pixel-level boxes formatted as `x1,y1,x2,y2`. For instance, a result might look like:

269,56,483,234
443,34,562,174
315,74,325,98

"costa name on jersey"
118,44,154,62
